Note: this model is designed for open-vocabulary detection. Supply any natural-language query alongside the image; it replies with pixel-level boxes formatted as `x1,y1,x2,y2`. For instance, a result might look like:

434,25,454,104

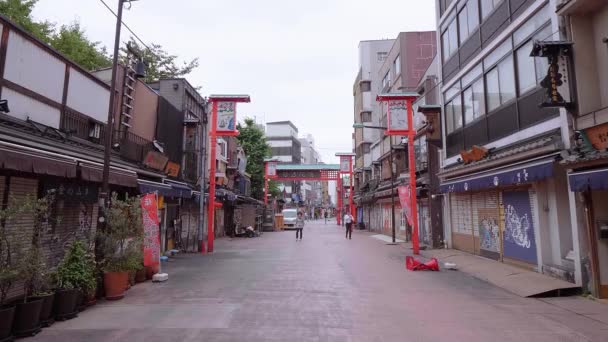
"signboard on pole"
141,193,160,267
340,158,350,173
398,185,413,226
267,162,277,178
388,99,408,131
216,101,237,134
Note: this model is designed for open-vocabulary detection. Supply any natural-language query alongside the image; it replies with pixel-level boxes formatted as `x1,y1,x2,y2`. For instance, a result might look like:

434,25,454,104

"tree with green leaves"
50,22,112,71
121,38,199,83
237,118,280,200
0,0,53,43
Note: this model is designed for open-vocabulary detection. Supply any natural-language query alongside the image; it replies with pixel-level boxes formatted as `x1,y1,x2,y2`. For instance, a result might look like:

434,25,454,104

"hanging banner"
502,190,537,264
216,101,236,133
388,99,408,131
141,193,160,267
398,185,413,226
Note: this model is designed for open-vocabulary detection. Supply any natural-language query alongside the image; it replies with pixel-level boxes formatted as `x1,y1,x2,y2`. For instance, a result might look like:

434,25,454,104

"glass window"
486,68,500,111
461,64,483,87
516,41,536,94
394,55,401,75
445,101,454,133
513,5,550,46
444,81,461,101
442,31,450,62
463,78,485,124
483,39,512,69
442,18,458,62
452,95,463,130
459,0,480,44
481,0,503,20
498,56,515,103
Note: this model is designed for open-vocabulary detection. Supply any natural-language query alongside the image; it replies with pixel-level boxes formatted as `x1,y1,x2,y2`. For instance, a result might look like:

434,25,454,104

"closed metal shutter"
450,193,474,253
472,191,500,259
500,188,538,265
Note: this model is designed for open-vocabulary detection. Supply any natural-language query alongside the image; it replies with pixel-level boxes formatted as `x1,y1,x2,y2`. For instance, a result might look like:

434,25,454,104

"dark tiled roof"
560,150,608,165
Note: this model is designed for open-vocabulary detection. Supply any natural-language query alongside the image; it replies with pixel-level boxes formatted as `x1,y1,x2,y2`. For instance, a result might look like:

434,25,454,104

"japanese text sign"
141,193,160,267
216,101,236,134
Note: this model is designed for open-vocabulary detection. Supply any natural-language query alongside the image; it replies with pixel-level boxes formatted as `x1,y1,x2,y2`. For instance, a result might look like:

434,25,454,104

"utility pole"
100,0,126,224
199,100,208,253
389,145,396,244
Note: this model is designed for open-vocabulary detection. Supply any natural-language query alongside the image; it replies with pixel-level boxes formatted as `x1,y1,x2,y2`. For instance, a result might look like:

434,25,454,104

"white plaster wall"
266,123,296,137
66,69,110,123
4,30,65,103
2,88,60,128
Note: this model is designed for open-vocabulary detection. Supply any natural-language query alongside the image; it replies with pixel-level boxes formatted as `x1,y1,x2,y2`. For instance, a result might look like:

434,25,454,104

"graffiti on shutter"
502,189,538,264
472,191,500,260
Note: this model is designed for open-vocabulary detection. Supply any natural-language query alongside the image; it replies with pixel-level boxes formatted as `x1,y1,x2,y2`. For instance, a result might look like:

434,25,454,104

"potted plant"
0,222,18,342
30,272,55,328
98,194,141,300
12,194,55,337
53,241,96,318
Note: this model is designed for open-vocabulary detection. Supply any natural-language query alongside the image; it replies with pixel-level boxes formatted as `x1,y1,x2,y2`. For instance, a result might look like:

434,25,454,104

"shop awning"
80,163,138,188
163,180,193,198
569,168,608,191
0,144,77,178
138,179,174,196
439,157,555,193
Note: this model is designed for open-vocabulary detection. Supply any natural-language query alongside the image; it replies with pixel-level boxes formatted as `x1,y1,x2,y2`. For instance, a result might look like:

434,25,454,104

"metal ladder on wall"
119,61,137,138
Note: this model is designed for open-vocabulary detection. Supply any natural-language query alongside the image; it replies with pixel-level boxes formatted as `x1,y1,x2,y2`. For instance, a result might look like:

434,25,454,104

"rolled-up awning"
163,179,193,198
138,179,173,196
569,168,608,191
80,162,138,188
439,157,555,193
0,144,77,178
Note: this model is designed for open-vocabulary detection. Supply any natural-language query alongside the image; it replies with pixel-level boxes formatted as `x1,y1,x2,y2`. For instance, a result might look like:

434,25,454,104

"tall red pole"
337,177,341,225
207,100,218,253
264,162,268,205
349,157,354,220
407,99,419,255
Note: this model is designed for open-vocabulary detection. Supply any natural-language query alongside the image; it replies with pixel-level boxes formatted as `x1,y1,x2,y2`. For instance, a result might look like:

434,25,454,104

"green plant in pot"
54,241,96,317
98,194,142,300
0,215,18,342
12,194,56,337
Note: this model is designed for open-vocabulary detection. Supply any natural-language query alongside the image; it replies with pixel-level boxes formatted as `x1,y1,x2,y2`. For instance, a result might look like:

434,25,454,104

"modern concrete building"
353,39,394,180
354,31,436,238
435,0,580,293
266,121,302,203
299,134,323,207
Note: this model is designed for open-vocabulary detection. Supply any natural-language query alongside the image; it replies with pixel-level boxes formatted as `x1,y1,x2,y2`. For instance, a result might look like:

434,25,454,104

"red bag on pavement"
406,256,440,271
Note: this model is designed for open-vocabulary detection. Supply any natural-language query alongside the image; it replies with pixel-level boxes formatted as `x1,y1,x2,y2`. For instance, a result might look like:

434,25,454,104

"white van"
282,208,298,228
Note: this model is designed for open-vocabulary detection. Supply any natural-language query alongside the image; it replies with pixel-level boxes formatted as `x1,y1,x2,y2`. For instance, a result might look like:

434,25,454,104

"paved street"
37,220,608,342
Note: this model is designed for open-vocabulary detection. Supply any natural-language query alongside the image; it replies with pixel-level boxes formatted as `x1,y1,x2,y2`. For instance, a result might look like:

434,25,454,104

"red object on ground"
406,256,439,271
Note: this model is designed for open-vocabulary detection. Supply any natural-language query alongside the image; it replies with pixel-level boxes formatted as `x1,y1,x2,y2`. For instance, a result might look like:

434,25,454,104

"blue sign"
502,190,537,264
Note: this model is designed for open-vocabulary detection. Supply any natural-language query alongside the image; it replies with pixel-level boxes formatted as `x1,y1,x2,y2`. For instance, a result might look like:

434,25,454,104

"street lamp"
353,123,397,244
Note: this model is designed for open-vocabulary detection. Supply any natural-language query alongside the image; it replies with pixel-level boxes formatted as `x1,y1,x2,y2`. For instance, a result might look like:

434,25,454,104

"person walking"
324,210,328,224
344,212,353,239
295,212,305,240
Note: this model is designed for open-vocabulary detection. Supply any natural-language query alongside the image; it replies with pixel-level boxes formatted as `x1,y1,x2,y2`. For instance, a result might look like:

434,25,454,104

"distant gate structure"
264,154,354,225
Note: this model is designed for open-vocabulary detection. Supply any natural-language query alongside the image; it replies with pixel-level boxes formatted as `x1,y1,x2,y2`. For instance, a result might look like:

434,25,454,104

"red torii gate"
264,155,354,225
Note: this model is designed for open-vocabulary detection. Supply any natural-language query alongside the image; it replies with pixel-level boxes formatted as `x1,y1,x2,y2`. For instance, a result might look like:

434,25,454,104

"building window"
394,55,401,75
377,52,388,62
445,96,463,134
458,0,480,44
361,112,372,122
481,0,503,20
363,143,371,154
485,56,515,112
516,26,551,95
442,17,458,62
382,71,391,89
463,78,485,124
415,135,428,171
360,81,371,92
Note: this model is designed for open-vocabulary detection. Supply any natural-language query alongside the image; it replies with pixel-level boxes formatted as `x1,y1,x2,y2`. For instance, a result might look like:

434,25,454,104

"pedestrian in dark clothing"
295,212,305,240
324,211,328,224
344,213,353,239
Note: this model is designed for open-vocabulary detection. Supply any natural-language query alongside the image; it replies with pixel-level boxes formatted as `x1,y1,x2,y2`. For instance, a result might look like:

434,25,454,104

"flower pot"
30,293,55,328
128,270,136,288
135,268,146,283
12,298,43,337
77,291,86,312
0,305,15,342
104,272,128,300
53,289,79,321
85,292,97,308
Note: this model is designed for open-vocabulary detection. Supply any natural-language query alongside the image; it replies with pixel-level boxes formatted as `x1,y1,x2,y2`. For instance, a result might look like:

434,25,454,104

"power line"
96,0,156,57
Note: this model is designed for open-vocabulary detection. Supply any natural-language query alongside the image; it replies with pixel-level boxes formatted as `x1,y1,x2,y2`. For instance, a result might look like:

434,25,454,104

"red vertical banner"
398,185,413,226
141,193,160,267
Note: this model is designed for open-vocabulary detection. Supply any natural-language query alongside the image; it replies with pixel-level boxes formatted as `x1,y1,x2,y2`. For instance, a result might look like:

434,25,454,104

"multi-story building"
299,134,323,210
353,39,394,184
266,121,302,203
435,0,580,289
555,0,608,298
355,31,436,237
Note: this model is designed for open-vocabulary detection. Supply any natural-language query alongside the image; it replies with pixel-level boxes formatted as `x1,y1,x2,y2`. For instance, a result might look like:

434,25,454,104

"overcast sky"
33,0,436,164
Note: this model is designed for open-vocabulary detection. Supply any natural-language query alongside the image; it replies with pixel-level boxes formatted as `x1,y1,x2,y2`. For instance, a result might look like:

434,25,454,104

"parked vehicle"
282,209,298,228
